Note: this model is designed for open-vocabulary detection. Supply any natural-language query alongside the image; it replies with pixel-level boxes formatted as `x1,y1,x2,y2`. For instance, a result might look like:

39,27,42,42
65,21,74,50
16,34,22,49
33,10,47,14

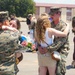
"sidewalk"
17,22,75,75
17,52,38,75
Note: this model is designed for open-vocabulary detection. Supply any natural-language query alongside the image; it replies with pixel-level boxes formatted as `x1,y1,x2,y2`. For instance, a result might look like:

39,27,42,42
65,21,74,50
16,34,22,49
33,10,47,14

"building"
34,2,75,22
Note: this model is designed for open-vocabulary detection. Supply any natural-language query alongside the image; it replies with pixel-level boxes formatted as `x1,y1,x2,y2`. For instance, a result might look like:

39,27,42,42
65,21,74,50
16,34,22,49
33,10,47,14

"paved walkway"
17,22,75,75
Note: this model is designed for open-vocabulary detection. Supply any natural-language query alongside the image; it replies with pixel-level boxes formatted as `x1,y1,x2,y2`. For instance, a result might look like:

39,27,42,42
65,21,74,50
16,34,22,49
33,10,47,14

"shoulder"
47,28,59,37
59,20,68,31
47,28,55,35
0,30,20,38
48,28,55,31
32,17,37,22
60,20,67,27
0,30,20,44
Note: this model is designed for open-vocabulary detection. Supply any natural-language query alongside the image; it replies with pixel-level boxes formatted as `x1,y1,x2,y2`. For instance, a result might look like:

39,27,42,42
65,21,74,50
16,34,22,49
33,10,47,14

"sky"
34,0,75,4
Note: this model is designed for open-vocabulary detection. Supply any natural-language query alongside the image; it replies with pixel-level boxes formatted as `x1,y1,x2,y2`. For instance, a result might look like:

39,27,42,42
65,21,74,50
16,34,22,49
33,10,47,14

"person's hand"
21,41,28,46
10,27,19,32
38,46,48,54
2,25,19,32
32,44,36,50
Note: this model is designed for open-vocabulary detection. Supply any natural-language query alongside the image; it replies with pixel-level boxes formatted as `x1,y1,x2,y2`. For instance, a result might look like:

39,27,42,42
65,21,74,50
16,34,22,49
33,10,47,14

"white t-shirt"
40,28,54,47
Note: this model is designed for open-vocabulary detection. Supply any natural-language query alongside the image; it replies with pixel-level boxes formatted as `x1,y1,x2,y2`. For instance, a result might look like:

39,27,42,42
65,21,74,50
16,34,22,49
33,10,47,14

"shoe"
26,50,32,52
71,60,75,68
32,49,36,53
28,32,30,34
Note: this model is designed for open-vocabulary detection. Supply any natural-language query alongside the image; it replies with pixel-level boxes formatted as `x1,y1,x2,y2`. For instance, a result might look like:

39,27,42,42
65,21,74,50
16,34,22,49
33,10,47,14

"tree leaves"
0,0,35,17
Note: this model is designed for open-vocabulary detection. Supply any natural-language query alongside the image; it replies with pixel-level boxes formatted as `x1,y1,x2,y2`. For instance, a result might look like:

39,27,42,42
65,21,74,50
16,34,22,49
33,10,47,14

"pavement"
17,22,75,75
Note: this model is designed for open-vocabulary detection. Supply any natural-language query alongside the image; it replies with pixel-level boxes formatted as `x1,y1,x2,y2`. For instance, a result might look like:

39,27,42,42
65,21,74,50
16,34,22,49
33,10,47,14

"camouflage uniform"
0,30,21,75
47,20,69,75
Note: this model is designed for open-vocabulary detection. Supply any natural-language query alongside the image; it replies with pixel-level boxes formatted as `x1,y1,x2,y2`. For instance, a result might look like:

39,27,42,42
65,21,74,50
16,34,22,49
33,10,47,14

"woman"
10,19,23,64
35,16,69,75
10,19,21,30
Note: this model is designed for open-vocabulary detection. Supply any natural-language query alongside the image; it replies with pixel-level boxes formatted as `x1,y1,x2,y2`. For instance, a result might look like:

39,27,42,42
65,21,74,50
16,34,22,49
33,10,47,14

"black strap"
43,40,49,46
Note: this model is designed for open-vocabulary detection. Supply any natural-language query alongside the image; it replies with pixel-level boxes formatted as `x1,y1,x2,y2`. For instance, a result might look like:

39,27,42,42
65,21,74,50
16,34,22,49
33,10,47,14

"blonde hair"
35,16,51,43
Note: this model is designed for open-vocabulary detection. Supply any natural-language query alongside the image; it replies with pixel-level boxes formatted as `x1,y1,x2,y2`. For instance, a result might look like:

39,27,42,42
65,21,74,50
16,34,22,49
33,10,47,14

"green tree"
0,0,36,17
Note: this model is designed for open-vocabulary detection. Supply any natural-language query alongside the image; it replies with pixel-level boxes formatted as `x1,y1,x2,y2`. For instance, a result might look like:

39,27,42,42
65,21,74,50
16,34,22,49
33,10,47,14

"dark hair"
10,19,21,30
72,17,75,28
16,19,21,30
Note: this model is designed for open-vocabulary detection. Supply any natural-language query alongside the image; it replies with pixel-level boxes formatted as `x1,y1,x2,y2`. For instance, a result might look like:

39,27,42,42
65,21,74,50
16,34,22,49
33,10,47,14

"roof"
35,3,75,8
34,0,75,5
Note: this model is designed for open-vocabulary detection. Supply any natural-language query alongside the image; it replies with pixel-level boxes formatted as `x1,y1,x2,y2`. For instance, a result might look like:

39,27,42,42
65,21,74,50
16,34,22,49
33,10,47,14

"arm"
36,36,68,54
47,23,69,52
2,25,18,31
36,22,69,54
46,37,67,53
49,23,69,37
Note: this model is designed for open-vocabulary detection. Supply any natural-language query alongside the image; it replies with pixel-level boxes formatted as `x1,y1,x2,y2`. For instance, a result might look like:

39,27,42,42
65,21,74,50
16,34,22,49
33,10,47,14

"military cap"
27,14,33,18
49,7,61,15
0,11,8,22
0,12,8,18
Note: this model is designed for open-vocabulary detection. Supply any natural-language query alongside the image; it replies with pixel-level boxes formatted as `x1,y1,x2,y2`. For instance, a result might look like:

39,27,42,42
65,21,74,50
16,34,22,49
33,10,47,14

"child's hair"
72,17,75,28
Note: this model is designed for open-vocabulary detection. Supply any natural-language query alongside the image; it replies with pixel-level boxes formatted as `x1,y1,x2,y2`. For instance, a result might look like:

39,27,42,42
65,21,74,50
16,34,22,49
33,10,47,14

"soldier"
10,13,16,20
38,7,70,75
71,17,75,68
26,14,33,30
0,13,21,75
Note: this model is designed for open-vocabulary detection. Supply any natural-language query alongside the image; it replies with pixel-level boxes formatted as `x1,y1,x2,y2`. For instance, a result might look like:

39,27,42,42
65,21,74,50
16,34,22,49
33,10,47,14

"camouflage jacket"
0,30,21,74
47,20,70,54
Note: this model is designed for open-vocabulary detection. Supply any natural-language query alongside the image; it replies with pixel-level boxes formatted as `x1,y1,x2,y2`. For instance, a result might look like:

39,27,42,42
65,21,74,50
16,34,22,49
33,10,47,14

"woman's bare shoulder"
47,28,55,32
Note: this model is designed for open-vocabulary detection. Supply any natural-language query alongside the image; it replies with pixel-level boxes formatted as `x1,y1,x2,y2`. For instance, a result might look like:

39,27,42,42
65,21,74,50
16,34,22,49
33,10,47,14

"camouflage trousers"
56,61,66,75
56,51,69,75
0,62,18,75
0,72,16,75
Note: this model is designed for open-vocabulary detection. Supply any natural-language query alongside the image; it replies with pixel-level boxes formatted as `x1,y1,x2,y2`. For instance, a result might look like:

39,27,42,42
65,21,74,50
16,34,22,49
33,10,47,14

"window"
35,7,40,18
66,8,72,21
45,7,50,14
